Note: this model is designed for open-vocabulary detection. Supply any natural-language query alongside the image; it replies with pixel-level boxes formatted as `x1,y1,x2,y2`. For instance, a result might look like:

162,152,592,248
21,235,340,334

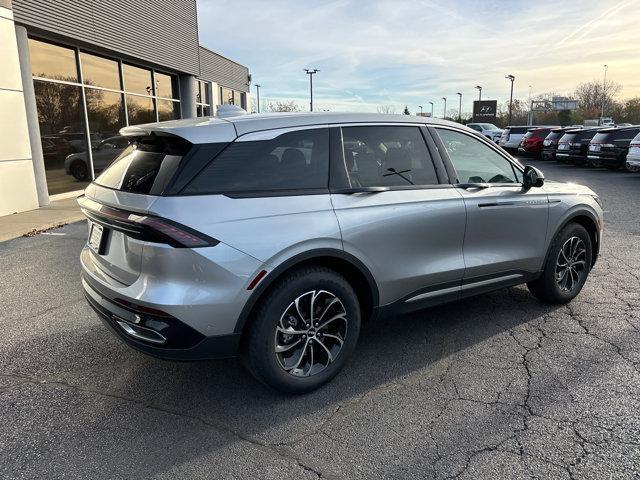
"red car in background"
518,127,559,158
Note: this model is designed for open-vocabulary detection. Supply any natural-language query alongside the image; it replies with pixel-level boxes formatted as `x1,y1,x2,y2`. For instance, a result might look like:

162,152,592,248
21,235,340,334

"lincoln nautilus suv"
79,112,603,393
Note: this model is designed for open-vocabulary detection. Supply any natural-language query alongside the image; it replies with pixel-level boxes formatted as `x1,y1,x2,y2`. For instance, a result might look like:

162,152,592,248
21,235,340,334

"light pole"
428,101,434,117
527,85,532,125
304,68,319,112
600,64,608,125
456,92,462,122
418,105,423,115
475,85,482,101
505,74,515,125
255,84,261,113
441,97,447,119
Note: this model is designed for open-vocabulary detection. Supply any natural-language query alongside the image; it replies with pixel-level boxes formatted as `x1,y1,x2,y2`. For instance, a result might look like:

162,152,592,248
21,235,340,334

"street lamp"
255,84,261,113
304,68,319,112
418,105,423,115
600,64,608,125
475,85,482,101
505,74,515,125
441,97,447,119
456,92,462,122
527,85,532,125
428,101,434,117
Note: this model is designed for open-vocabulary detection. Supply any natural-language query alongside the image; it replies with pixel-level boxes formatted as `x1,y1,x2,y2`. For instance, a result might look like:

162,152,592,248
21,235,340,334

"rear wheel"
527,223,592,304
70,161,88,180
242,266,361,394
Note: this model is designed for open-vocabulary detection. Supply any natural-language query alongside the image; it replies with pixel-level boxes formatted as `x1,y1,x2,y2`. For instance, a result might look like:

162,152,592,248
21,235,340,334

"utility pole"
505,74,515,125
456,92,462,122
600,64,608,125
304,68,319,112
428,101,434,117
255,84,261,113
442,97,447,119
475,85,482,101
527,85,532,125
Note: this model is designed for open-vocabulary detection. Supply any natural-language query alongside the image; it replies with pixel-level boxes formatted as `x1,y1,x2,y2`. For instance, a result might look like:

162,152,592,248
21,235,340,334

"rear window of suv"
184,128,329,195
94,136,191,194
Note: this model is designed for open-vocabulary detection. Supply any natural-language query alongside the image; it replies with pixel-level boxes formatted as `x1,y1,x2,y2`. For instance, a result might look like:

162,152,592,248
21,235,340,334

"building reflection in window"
126,95,156,125
157,99,181,121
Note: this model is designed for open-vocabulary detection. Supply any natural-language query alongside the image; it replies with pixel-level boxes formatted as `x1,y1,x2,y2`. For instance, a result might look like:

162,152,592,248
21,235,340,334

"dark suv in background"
587,126,640,171
542,127,581,160
556,128,600,165
519,127,559,158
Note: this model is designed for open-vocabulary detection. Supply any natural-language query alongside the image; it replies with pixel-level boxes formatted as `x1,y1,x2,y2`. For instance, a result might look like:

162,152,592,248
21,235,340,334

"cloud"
197,0,640,113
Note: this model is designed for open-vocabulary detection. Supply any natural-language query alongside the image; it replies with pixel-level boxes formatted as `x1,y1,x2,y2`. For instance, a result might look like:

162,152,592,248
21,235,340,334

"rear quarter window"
183,128,329,195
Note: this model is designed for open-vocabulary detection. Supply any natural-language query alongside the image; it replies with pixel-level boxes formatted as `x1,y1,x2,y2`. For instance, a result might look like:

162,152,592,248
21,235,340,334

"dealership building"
0,0,251,216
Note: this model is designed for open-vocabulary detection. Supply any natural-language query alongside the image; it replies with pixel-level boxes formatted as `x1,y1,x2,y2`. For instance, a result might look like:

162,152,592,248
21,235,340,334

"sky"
197,0,640,115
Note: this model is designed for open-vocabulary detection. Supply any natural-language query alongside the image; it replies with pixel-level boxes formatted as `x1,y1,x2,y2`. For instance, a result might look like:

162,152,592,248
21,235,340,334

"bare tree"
574,79,622,118
264,100,302,112
376,105,397,114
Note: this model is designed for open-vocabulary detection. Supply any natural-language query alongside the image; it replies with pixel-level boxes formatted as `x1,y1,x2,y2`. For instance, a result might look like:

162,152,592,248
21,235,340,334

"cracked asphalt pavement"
1,158,640,479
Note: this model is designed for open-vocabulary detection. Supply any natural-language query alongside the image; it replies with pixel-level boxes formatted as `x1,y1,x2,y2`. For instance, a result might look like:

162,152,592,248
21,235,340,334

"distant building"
0,0,251,216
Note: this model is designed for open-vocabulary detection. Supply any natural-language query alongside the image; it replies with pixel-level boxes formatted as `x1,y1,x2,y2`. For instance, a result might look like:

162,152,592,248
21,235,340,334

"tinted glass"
233,91,245,108
123,64,153,95
613,128,640,142
509,127,529,134
95,137,190,194
154,72,177,99
437,128,518,184
157,99,181,121
220,86,233,105
578,130,601,141
126,95,155,125
185,128,329,194
547,131,564,140
80,52,119,90
86,89,126,140
28,39,78,82
34,80,89,194
341,126,437,187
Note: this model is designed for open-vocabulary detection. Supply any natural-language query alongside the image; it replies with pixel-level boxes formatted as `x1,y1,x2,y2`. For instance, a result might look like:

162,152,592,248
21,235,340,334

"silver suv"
79,113,603,393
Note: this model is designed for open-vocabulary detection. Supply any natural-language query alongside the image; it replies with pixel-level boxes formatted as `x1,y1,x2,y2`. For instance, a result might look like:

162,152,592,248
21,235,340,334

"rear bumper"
588,153,623,167
83,275,240,360
555,152,585,164
626,155,640,169
541,148,555,160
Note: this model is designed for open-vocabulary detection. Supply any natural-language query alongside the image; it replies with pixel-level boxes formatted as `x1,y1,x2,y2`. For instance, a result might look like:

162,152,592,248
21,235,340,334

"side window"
184,128,329,194
436,128,519,184
468,125,482,132
341,126,438,187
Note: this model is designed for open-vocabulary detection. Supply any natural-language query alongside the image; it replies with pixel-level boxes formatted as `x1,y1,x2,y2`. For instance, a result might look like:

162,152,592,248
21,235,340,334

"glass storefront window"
28,38,78,82
220,86,233,105
126,95,156,125
86,89,126,138
157,99,181,122
34,80,89,194
155,72,177,99
234,91,246,109
80,52,120,90
195,80,211,117
123,64,153,96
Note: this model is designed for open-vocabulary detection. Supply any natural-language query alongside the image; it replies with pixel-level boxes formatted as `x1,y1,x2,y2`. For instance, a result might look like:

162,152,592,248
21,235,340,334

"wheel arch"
547,210,600,269
233,249,380,334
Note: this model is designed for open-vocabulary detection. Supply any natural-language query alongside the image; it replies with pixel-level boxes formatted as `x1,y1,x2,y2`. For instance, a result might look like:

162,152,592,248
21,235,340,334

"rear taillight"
80,201,219,248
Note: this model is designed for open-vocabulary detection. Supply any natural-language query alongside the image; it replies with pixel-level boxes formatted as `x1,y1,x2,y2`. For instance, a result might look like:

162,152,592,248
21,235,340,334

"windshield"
479,123,500,130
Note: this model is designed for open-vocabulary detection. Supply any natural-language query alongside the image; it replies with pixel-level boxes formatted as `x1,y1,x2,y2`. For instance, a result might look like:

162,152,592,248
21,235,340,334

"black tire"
527,223,592,304
70,161,89,180
242,266,361,394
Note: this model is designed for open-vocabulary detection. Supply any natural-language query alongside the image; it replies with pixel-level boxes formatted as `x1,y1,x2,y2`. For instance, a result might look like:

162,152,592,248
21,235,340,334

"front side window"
341,126,438,187
184,128,329,194
436,128,519,184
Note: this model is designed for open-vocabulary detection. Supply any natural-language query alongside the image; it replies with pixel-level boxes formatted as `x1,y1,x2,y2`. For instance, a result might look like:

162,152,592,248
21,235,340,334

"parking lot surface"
1,158,639,479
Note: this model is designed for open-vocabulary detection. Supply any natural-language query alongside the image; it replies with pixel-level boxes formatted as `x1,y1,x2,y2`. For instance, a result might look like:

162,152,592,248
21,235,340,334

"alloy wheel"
274,290,347,377
555,236,587,292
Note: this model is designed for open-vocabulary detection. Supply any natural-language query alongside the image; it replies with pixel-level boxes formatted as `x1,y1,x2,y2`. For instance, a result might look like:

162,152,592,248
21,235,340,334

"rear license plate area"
88,222,106,254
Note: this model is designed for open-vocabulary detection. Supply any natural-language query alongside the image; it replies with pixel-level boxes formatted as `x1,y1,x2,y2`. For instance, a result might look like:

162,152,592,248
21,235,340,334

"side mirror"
523,165,545,188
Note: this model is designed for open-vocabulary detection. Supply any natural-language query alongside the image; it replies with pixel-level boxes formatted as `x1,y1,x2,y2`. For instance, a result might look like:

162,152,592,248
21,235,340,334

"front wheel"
527,223,593,304
242,266,361,394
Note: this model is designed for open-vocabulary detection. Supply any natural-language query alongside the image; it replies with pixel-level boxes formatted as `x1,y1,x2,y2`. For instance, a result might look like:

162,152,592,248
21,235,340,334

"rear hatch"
79,134,219,285
543,129,567,148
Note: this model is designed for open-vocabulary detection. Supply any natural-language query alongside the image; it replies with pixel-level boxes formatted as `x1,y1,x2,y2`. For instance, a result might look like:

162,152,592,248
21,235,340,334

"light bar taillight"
80,202,219,248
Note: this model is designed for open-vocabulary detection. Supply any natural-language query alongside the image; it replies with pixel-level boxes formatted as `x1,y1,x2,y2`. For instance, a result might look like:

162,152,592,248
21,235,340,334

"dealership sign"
472,100,498,122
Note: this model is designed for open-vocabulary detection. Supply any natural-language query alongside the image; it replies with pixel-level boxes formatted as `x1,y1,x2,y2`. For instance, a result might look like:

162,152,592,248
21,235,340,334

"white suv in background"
467,123,503,143
626,130,640,172
499,126,533,151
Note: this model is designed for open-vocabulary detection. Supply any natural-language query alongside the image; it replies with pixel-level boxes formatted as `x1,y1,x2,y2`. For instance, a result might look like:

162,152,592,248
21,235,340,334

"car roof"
119,112,460,144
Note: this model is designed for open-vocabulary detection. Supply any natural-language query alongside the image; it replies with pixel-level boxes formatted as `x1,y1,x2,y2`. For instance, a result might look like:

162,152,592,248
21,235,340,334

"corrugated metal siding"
199,46,249,92
12,0,200,75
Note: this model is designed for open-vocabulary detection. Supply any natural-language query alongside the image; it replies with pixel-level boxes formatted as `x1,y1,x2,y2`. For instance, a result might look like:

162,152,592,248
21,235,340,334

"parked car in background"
499,126,534,151
588,126,640,171
64,136,130,180
467,123,503,142
542,127,582,160
625,131,640,172
518,127,559,158
42,136,75,166
78,112,602,393
556,128,601,165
